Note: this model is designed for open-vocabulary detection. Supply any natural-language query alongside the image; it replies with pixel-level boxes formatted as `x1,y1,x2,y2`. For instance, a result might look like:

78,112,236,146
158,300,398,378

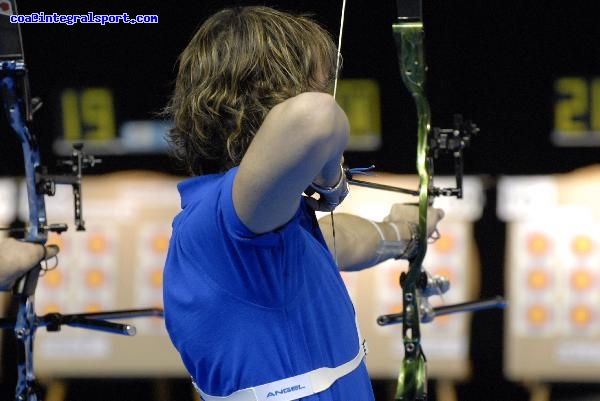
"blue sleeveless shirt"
163,167,374,400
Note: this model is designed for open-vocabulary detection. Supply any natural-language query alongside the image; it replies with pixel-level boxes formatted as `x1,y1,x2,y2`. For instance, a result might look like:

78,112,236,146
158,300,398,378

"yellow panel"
60,87,116,142
335,79,382,151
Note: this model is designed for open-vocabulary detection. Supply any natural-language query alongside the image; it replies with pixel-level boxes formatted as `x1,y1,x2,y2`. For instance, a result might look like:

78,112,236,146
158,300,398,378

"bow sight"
428,114,479,198
34,142,101,232
346,114,479,200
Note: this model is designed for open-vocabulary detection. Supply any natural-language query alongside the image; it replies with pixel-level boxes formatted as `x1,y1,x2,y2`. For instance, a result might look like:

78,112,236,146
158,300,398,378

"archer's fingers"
0,239,57,277
429,208,445,222
383,203,418,223
384,203,443,224
44,244,60,260
426,208,445,237
28,243,60,263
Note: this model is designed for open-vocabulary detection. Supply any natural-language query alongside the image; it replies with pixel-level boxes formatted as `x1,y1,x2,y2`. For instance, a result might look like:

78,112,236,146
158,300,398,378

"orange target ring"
572,235,593,256
570,305,593,327
527,305,550,326
526,233,551,256
151,233,169,254
87,234,108,253
527,268,551,291
570,268,594,292
85,268,106,288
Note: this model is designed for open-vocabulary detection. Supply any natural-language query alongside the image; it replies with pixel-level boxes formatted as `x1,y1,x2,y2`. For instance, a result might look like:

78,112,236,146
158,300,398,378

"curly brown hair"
164,6,338,175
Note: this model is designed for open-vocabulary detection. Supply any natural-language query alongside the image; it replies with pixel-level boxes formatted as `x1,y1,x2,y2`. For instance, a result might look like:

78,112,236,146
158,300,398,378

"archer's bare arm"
0,238,59,290
318,204,444,271
233,92,349,234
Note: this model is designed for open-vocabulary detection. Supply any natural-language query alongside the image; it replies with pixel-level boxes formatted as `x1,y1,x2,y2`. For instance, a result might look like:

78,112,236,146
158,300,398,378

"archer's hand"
383,203,445,240
304,168,349,212
0,238,60,291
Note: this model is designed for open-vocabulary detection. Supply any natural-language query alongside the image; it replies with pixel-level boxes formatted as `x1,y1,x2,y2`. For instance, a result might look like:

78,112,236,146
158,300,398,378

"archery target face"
502,171,600,381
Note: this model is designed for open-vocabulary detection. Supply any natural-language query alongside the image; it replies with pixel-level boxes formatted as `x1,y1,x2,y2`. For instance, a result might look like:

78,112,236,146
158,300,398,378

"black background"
1,1,600,400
